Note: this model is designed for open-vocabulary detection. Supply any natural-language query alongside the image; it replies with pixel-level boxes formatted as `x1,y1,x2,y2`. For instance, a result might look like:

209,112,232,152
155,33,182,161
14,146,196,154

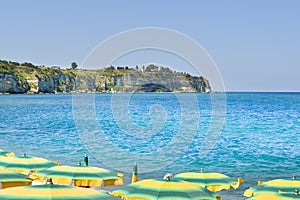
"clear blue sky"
0,0,299,91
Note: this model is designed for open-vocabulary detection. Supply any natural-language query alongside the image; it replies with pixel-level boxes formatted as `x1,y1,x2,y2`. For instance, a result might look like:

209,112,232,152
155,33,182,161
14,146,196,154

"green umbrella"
0,168,32,189
112,179,220,200
0,155,57,175
0,149,15,157
174,171,243,192
245,191,300,200
0,183,120,200
0,149,7,156
244,178,300,197
32,165,123,187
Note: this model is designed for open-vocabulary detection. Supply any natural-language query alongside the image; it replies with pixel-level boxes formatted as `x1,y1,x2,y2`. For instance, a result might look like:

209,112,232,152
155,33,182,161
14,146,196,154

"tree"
71,62,78,70
22,62,36,68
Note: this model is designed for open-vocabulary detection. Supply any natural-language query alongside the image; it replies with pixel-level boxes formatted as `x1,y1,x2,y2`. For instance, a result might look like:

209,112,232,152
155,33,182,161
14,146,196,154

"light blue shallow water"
0,92,299,199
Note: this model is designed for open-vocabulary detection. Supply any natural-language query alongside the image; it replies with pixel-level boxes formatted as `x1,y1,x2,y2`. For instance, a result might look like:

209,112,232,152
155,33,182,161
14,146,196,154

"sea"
0,92,299,199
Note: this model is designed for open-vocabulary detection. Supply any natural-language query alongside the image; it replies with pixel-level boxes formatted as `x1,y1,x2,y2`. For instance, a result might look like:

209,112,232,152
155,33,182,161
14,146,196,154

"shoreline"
1,91,300,95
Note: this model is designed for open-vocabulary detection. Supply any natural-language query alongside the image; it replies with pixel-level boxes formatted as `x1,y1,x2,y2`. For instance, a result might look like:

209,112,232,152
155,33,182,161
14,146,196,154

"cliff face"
0,61,211,94
0,72,77,94
108,71,211,92
36,74,76,93
0,73,29,93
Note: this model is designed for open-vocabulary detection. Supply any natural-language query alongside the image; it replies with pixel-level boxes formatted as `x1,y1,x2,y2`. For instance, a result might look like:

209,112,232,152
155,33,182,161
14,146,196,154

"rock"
0,73,29,93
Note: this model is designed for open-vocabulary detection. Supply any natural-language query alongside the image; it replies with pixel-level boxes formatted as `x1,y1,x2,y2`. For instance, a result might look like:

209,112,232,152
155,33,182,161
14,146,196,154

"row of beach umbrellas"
0,148,241,199
0,149,242,199
0,147,299,199
0,153,123,187
0,150,123,199
0,184,119,200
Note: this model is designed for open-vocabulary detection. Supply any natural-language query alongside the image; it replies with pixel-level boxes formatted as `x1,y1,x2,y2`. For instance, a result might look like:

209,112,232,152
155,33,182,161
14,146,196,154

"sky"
0,0,299,92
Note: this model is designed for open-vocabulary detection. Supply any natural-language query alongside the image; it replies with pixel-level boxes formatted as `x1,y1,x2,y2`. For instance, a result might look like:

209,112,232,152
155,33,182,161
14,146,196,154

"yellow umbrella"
0,168,32,189
174,169,244,192
244,177,300,197
0,154,57,175
32,165,123,187
245,191,300,200
0,149,5,156
0,182,121,200
0,149,15,157
112,178,220,200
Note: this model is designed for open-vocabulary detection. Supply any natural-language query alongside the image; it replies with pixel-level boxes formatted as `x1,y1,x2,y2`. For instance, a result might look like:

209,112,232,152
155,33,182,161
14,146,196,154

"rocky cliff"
0,73,30,93
0,60,211,94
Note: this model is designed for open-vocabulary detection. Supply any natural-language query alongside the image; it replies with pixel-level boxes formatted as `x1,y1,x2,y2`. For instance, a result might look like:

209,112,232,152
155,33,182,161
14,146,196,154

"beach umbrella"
0,149,15,157
32,165,123,187
245,191,300,200
244,177,300,197
174,170,244,192
0,154,57,175
112,178,220,200
0,149,7,157
0,183,121,200
0,168,32,189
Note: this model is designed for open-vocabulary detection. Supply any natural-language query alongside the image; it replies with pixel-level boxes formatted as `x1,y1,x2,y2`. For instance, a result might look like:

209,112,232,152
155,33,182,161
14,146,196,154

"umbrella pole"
84,155,88,166
131,162,138,183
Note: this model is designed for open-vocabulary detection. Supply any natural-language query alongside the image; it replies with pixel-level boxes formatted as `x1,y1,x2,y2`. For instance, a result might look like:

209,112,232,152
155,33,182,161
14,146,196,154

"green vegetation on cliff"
0,59,211,94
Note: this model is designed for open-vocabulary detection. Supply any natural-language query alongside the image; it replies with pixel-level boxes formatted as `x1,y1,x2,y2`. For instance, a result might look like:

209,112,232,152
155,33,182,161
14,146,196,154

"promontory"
0,60,211,94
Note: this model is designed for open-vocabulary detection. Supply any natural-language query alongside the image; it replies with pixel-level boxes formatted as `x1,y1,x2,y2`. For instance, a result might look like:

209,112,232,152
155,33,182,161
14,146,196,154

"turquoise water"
0,93,299,199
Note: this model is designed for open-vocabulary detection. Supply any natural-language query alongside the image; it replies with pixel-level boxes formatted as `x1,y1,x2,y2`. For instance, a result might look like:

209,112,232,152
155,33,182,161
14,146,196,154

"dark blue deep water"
0,92,299,199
